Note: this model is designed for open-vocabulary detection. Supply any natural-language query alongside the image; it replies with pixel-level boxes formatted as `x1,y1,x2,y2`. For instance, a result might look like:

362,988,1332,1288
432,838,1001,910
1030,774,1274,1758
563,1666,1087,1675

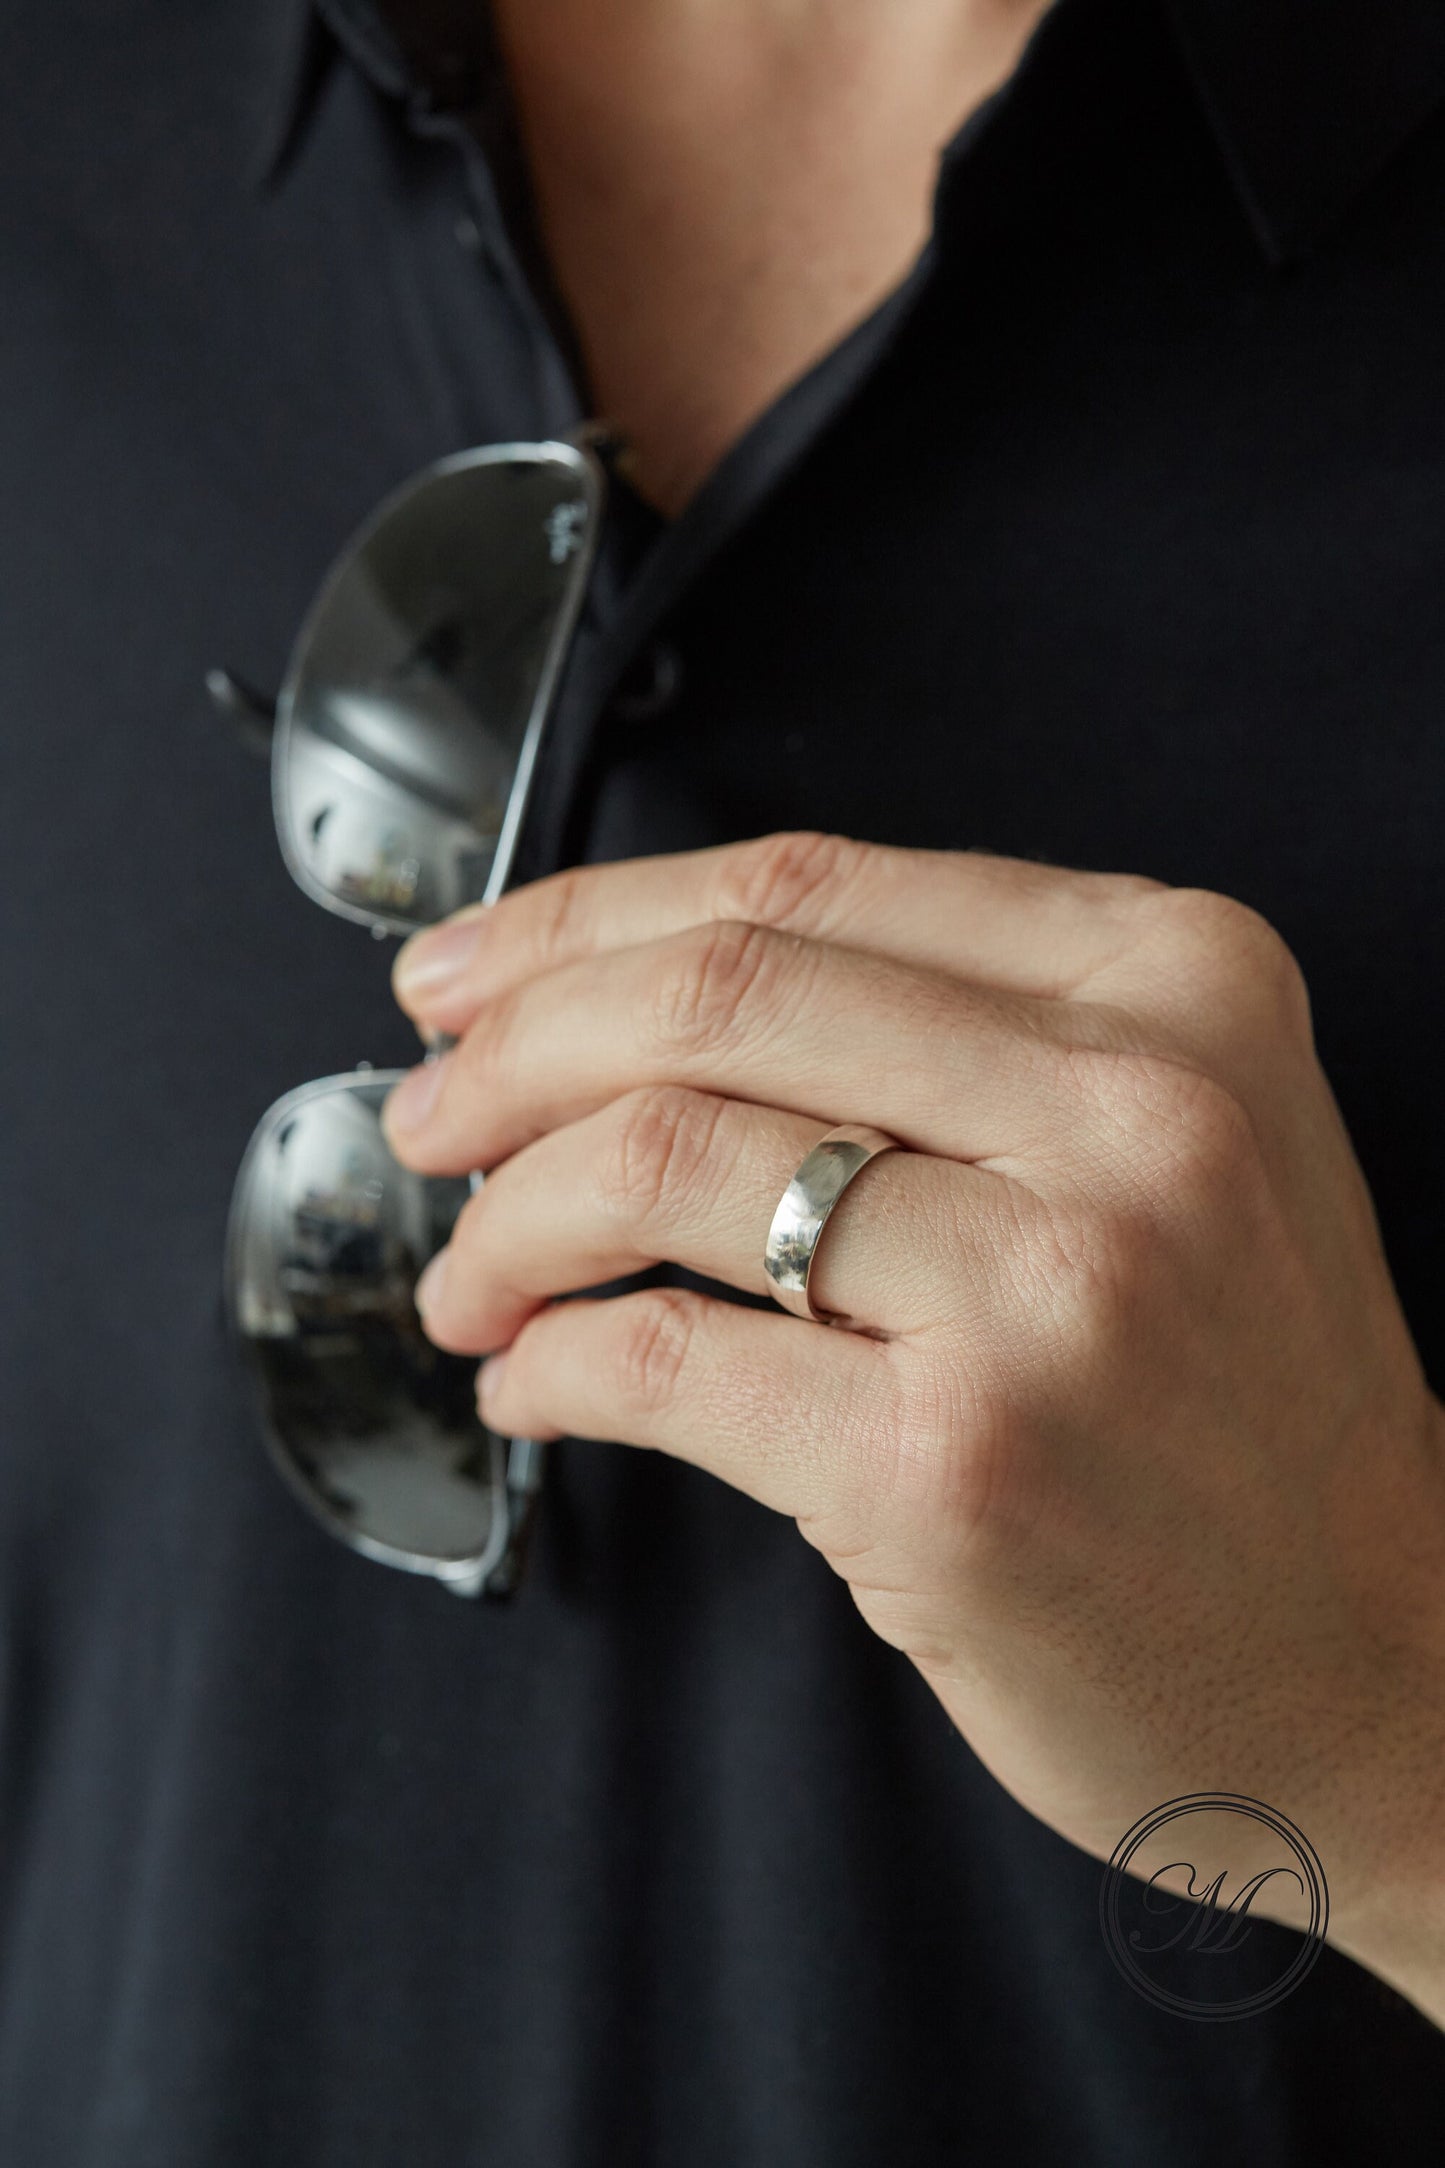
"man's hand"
379,830,1445,2020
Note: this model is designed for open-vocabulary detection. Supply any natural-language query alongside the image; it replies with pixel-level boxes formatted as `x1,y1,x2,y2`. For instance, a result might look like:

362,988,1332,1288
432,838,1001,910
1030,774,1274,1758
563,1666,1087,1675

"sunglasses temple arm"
481,1436,549,1600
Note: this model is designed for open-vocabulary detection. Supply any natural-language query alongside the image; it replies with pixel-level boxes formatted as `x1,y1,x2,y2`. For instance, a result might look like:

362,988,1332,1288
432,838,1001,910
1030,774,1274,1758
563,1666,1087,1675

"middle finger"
380,919,1122,1176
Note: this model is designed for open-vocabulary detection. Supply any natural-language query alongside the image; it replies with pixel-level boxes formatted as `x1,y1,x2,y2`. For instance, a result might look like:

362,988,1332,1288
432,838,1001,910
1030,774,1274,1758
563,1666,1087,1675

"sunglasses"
219,433,608,1600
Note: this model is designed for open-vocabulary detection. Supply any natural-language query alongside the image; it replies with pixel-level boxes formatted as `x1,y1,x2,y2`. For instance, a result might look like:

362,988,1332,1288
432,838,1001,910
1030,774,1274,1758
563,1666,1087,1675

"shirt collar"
244,0,1445,267
246,0,412,190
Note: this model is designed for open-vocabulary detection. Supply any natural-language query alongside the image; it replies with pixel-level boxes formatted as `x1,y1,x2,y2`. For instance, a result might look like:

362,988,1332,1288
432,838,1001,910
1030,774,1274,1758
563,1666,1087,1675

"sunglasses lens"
274,446,600,932
225,1074,507,1581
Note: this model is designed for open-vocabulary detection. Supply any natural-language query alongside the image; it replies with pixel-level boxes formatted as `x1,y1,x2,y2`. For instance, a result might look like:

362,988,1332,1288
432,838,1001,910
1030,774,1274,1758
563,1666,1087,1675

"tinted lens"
273,443,602,933
225,1073,508,1585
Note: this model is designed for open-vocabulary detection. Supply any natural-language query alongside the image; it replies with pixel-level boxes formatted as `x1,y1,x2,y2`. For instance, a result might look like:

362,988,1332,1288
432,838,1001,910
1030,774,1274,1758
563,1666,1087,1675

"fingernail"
476,1351,508,1417
384,1053,449,1135
415,1247,449,1316
394,915,485,1000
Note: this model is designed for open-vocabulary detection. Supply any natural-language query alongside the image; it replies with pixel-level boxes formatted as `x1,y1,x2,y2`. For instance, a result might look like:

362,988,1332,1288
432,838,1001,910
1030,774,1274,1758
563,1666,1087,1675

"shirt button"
454,213,483,252
608,640,683,723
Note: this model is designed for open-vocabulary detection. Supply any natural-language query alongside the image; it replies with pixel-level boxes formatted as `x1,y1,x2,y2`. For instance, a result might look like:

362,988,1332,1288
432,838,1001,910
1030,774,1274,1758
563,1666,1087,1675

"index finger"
391,828,1165,1036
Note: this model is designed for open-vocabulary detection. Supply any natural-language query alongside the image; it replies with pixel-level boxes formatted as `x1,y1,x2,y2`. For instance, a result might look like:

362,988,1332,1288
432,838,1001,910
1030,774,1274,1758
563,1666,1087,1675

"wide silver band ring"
762,1124,903,1327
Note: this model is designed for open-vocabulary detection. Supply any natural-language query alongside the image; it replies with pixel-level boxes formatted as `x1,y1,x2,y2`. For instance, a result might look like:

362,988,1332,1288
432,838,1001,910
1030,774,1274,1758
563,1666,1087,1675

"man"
3,0,1444,2159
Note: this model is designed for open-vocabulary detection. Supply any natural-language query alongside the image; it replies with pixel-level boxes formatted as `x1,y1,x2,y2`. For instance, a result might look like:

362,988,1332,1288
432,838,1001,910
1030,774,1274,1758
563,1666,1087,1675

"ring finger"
413,1083,1018,1354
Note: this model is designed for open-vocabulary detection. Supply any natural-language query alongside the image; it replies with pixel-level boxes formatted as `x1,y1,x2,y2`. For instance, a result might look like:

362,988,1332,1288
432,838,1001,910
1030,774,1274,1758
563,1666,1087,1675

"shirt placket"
303,0,1026,891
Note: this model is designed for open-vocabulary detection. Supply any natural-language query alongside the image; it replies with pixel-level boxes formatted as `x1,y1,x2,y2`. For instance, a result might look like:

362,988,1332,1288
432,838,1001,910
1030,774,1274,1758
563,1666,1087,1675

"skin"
380,832,1445,2027
486,0,1058,515
360,0,1445,2032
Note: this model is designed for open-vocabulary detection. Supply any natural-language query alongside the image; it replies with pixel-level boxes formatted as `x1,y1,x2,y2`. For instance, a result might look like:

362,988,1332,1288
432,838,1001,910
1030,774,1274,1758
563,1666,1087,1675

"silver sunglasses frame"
225,432,608,1598
273,436,607,934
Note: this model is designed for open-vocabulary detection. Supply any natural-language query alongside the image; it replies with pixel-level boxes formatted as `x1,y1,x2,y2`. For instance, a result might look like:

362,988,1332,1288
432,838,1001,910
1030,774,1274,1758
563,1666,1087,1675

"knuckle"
650,917,776,1058
1238,913,1314,1043
1158,1066,1261,1190
1103,868,1171,904
1066,1057,1267,1308
1027,1081,1257,1383
608,1289,698,1419
1138,882,1255,954
716,829,860,930
894,1359,1005,1530
594,1085,723,1229
1072,1045,1260,1189
852,1353,1047,1587
1138,886,1311,1019
1064,866,1172,955
1018,1190,1166,1383
1097,1198,1170,1298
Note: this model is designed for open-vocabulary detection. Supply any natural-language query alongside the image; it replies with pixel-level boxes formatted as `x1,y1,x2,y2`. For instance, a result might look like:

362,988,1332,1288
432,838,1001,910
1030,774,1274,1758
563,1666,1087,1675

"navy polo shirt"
3,0,1445,2159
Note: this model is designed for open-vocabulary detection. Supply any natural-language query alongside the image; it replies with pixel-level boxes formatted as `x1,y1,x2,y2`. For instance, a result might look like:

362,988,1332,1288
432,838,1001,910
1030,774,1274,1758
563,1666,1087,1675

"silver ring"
763,1124,903,1326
